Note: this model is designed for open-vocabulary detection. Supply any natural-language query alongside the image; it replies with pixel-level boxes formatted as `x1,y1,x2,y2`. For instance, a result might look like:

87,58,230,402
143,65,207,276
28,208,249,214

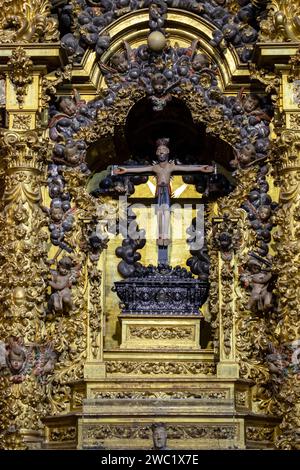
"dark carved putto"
113,264,209,315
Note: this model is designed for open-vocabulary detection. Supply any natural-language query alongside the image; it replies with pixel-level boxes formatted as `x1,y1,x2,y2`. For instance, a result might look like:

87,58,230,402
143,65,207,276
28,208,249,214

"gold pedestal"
120,316,201,351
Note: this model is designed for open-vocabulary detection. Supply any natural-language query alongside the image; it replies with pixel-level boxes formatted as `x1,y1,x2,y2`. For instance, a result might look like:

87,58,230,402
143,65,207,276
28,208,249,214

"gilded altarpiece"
0,0,299,450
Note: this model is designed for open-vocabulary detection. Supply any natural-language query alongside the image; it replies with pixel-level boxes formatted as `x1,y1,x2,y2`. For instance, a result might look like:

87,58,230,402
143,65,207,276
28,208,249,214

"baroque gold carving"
76,85,240,151
12,114,31,130
290,113,300,129
212,215,241,357
0,129,48,169
82,424,237,442
0,377,45,450
259,1,300,42
8,48,33,109
0,1,59,43
91,390,228,400
50,427,77,442
235,391,248,407
0,129,51,449
105,361,216,376
270,129,300,449
249,64,281,106
272,130,300,172
43,170,106,414
246,426,274,441
87,258,103,360
129,326,193,340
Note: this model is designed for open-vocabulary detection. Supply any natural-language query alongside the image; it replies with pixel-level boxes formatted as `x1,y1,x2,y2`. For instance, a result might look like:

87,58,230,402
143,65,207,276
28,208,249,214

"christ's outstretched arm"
175,164,214,173
113,165,154,175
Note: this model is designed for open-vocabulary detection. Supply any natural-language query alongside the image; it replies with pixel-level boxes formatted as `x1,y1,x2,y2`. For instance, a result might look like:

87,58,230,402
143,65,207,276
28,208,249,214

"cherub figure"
110,51,129,74
48,257,80,314
240,256,273,313
5,338,27,382
147,73,180,111
149,73,173,111
48,89,85,141
99,40,133,91
238,90,272,123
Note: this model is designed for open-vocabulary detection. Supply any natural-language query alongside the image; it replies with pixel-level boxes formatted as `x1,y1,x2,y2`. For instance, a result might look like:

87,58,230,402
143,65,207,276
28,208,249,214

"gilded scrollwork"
0,128,53,449
42,168,108,415
91,390,228,400
212,215,241,357
82,423,237,444
235,391,248,407
290,113,300,130
246,426,274,441
0,0,59,43
106,361,216,376
259,1,300,42
50,427,77,442
288,48,300,83
129,326,193,340
270,129,300,448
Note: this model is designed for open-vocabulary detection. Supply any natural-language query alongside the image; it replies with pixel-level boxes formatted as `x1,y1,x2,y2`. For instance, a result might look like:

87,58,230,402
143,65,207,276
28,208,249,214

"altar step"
43,377,280,450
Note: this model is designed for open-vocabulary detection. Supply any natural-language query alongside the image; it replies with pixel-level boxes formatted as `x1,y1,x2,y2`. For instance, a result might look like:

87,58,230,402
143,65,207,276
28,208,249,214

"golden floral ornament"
0,0,59,43
259,1,300,41
7,48,33,109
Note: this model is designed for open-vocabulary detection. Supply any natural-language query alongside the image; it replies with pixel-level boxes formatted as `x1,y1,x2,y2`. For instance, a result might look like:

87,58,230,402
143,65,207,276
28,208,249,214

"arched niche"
86,96,235,197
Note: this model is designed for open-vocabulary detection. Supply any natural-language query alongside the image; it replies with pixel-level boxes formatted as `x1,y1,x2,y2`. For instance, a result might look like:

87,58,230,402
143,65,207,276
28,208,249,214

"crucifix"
112,138,214,263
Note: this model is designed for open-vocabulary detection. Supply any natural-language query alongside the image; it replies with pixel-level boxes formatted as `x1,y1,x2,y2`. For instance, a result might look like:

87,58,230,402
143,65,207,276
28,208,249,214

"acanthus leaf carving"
0,0,59,44
259,1,300,42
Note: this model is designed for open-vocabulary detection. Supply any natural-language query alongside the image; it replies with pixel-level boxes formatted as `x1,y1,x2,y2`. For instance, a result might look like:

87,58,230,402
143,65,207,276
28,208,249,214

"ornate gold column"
210,215,241,379
272,120,300,448
0,1,62,449
0,129,51,449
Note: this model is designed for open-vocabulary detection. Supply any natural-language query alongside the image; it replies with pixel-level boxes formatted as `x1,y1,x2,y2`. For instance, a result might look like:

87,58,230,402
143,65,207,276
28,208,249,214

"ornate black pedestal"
113,265,209,316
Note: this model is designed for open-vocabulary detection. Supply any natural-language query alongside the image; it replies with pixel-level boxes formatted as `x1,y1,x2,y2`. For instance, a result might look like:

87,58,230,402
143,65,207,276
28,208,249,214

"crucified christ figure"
113,138,214,252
